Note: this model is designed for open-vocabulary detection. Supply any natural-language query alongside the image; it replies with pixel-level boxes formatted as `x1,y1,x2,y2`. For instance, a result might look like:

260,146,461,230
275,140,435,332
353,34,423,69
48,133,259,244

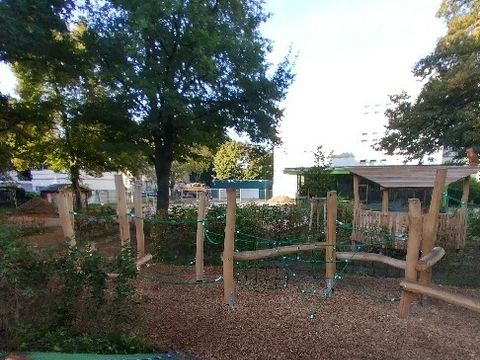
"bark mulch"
135,264,480,360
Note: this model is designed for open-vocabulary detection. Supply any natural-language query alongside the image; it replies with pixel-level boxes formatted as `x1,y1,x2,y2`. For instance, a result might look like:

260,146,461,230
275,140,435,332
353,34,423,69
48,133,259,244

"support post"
419,169,446,293
399,198,422,318
458,176,470,249
381,188,389,226
223,188,236,307
134,181,145,259
325,191,337,296
115,174,130,247
58,190,75,247
195,191,207,282
352,175,361,241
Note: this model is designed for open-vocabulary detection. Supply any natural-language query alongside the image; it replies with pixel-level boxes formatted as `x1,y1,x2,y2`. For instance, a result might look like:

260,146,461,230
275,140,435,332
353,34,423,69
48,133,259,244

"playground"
3,170,480,360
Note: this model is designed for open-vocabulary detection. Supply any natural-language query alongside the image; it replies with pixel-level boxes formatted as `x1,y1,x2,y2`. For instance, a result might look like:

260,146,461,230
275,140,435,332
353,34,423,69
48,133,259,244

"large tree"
378,0,480,161
85,0,294,210
213,140,272,180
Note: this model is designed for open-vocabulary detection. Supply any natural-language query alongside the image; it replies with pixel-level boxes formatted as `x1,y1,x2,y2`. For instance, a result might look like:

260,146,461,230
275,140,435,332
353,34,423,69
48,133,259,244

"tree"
0,2,147,208
298,145,335,198
378,0,480,161
213,140,273,180
85,0,294,210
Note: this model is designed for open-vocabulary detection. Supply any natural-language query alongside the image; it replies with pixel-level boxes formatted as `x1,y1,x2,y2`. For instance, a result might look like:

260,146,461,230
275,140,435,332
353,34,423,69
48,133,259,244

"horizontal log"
232,242,327,261
336,252,406,270
400,281,480,314
416,247,445,271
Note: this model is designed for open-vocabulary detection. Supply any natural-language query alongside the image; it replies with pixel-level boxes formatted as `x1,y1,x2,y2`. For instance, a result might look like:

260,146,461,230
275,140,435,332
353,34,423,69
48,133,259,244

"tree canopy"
0,0,293,210
213,140,273,180
84,0,293,209
378,0,480,161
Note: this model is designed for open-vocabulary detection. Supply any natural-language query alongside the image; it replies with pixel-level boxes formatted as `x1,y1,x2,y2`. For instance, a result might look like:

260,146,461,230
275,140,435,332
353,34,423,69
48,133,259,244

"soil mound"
15,197,57,216
266,195,296,205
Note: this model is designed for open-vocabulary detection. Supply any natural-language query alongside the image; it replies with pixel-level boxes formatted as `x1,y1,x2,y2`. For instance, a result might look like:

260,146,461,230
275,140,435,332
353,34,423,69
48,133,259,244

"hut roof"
345,165,478,189
40,183,91,194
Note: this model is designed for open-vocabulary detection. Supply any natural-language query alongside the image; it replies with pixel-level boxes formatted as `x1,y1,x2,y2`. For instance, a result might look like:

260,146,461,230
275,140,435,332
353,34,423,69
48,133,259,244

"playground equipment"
348,165,477,249
221,168,480,318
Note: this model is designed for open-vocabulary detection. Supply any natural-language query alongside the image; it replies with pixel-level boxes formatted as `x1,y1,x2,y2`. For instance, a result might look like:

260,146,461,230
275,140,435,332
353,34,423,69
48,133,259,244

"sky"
260,0,445,157
0,0,445,156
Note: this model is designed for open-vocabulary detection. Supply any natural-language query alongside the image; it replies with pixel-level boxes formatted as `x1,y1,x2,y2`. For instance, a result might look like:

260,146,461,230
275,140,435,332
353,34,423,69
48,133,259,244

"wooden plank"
415,247,445,271
195,192,207,282
114,174,130,247
399,198,422,319
400,281,480,314
352,175,360,242
223,188,236,308
457,176,470,249
325,191,337,295
337,252,406,269
134,181,145,259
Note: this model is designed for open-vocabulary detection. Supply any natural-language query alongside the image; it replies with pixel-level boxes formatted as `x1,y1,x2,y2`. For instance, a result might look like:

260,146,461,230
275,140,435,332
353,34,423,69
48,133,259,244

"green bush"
0,222,144,354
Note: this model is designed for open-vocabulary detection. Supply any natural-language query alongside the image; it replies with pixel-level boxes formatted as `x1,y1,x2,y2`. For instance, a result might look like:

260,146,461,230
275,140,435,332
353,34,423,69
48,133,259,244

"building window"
369,160,377,165
359,159,367,165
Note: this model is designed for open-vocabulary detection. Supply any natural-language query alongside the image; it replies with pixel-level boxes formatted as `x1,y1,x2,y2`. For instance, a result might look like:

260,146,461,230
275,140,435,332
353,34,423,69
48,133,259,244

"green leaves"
213,140,273,180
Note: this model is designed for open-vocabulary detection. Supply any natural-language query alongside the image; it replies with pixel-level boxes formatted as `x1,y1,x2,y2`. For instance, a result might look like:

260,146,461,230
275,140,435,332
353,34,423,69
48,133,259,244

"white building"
273,103,445,199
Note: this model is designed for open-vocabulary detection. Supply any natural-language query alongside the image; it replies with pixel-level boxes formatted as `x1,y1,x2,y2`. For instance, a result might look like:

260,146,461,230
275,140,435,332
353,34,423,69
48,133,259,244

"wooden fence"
352,209,466,250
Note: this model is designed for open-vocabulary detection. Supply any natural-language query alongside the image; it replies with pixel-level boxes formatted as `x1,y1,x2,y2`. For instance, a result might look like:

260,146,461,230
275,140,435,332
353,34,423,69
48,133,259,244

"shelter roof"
345,165,478,189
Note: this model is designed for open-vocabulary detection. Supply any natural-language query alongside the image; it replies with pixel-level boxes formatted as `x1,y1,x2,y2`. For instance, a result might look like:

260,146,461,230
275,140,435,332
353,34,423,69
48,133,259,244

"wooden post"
115,174,130,247
381,188,389,226
58,190,75,247
195,191,207,282
223,188,236,307
133,181,145,259
308,199,315,233
458,176,470,248
325,191,337,296
399,198,422,318
419,169,447,292
352,175,361,241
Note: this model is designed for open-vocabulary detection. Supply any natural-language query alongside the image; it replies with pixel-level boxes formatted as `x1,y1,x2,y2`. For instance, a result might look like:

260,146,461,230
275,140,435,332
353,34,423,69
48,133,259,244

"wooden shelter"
346,165,478,250
40,183,92,210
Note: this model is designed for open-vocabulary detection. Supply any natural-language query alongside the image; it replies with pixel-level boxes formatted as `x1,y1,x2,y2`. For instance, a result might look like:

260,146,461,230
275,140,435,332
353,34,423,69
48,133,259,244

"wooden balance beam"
400,280,480,314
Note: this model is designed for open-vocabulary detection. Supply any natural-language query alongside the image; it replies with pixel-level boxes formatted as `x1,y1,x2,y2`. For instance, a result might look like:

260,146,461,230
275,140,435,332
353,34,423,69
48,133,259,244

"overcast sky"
261,0,445,155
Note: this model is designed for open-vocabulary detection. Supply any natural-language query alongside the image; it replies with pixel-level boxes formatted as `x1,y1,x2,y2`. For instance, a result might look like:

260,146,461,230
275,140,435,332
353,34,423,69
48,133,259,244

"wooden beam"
419,169,447,290
382,189,389,214
400,281,480,314
352,175,361,241
195,192,207,282
416,247,445,271
336,252,406,270
325,191,337,295
58,190,75,247
114,174,130,247
134,181,145,259
233,242,327,261
399,198,422,318
223,188,236,308
458,176,470,248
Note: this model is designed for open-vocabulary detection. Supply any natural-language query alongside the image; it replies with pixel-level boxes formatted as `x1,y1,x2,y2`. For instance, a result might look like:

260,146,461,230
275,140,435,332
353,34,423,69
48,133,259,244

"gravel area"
136,265,480,360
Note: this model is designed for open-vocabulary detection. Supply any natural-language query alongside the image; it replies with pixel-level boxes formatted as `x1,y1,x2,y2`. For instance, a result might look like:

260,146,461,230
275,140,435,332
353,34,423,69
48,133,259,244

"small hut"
40,184,91,210
346,165,478,250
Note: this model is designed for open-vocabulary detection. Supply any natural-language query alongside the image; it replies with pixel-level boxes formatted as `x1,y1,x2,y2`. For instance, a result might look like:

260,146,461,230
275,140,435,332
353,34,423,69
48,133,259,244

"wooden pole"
325,191,337,296
223,188,236,307
195,191,207,282
419,169,447,292
58,190,75,247
381,189,389,226
134,181,145,259
352,175,361,241
115,174,130,247
399,198,422,319
458,176,470,249
400,281,480,314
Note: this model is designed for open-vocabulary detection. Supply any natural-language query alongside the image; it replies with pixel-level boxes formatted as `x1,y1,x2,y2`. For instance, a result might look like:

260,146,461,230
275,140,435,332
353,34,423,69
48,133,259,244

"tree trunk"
70,166,83,210
154,119,175,211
